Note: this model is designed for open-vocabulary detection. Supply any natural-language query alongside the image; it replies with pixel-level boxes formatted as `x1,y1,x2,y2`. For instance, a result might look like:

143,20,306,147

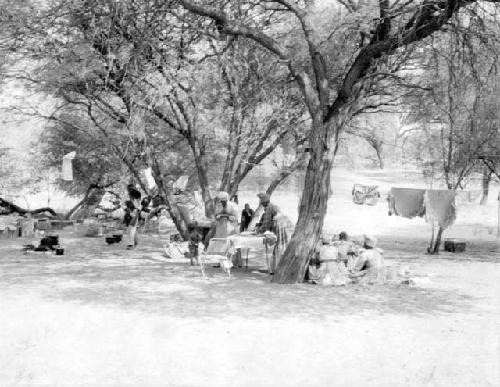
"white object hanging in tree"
173,175,189,191
62,151,76,181
140,167,156,190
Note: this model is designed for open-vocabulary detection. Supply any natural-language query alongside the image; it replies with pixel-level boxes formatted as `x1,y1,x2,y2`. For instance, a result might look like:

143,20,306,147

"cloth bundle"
352,184,380,205
163,242,189,260
389,187,457,229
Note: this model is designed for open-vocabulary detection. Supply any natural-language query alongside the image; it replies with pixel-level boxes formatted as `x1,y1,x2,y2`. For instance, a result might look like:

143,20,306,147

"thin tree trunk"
196,161,215,218
122,159,150,196
374,142,384,169
480,168,492,205
65,187,93,220
151,156,190,240
266,153,306,197
432,226,444,254
190,141,215,218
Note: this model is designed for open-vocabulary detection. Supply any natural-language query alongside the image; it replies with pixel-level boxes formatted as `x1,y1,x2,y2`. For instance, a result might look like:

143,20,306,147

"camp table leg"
265,242,270,274
245,248,249,270
199,253,207,279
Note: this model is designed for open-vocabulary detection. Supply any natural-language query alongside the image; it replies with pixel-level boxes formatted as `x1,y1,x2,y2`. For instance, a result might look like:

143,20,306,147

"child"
188,226,203,266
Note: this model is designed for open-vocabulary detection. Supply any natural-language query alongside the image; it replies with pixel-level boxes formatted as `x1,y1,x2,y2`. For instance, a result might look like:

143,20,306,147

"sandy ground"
1,169,499,386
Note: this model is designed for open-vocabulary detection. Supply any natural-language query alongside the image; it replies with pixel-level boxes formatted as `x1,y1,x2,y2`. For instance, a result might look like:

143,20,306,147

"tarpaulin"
389,188,426,218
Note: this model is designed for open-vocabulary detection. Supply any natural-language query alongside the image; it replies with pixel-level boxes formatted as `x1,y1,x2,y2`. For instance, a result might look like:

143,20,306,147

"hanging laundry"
424,190,457,229
140,167,156,190
62,151,76,181
389,188,426,218
352,184,380,205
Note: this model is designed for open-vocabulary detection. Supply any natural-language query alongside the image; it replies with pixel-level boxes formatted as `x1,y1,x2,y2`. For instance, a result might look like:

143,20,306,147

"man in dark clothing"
127,184,141,206
240,203,254,232
124,200,139,249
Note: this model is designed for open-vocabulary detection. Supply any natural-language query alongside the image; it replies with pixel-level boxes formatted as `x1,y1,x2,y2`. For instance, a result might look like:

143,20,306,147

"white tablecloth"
227,234,267,250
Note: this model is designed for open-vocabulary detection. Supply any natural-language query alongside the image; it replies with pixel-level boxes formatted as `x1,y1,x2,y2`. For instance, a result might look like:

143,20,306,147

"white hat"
364,234,378,248
217,191,229,201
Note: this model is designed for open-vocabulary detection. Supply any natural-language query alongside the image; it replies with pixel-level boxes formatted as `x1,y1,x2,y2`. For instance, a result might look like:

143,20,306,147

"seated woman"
332,231,359,270
308,236,349,286
349,235,386,284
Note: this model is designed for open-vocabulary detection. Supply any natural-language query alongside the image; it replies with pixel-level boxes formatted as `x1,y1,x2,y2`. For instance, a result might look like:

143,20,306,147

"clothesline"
387,187,457,229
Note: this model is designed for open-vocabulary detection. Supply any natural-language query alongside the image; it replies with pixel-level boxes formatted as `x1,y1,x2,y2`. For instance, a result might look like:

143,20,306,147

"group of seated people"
308,232,387,286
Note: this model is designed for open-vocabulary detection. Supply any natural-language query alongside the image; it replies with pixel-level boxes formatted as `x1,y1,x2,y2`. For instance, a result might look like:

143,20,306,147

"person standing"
124,200,139,249
240,203,254,232
127,184,142,209
124,184,142,249
255,193,283,274
256,193,279,234
214,191,239,238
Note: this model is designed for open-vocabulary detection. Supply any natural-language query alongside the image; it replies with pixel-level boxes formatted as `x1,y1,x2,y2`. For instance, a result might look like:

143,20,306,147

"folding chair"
199,238,234,278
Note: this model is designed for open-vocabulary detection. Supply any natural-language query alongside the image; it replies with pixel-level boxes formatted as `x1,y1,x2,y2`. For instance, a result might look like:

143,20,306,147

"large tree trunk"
480,168,492,205
273,117,336,284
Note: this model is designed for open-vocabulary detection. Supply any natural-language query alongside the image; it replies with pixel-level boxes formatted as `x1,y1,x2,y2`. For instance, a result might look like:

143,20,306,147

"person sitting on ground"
308,235,349,286
240,203,254,232
349,235,386,284
332,231,358,269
